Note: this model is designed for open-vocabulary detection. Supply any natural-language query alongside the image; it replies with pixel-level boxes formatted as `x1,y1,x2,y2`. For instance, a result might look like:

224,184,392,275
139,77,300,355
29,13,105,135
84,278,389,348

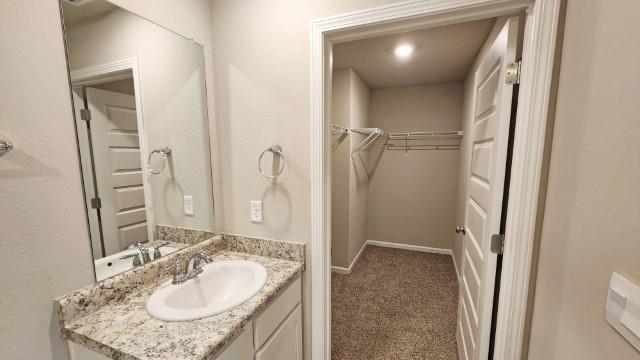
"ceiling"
333,18,496,89
61,0,118,29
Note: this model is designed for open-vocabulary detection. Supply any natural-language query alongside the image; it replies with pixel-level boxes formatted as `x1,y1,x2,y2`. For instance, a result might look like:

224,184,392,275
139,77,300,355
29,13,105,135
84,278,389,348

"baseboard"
331,240,367,275
367,240,452,255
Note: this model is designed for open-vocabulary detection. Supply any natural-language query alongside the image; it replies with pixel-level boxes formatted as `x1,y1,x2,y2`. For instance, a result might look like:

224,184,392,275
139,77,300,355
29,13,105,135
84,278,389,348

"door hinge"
90,197,102,209
505,60,522,85
491,234,505,254
80,108,91,121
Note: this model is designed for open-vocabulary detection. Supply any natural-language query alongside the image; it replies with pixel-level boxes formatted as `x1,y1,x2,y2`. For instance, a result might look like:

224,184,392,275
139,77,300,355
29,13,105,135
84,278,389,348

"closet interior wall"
366,84,463,251
332,74,465,269
331,68,370,269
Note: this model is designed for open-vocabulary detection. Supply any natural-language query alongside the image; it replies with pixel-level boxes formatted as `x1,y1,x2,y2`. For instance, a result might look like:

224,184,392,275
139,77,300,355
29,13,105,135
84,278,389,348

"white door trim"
310,1,562,359
70,58,155,244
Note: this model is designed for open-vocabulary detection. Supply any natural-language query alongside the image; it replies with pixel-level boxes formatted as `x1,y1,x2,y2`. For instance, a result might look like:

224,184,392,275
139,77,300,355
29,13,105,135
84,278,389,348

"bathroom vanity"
56,234,304,360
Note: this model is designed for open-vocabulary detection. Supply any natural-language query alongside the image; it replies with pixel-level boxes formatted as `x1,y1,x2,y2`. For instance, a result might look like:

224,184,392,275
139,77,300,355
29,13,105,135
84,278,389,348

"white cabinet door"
255,305,302,360
216,322,254,360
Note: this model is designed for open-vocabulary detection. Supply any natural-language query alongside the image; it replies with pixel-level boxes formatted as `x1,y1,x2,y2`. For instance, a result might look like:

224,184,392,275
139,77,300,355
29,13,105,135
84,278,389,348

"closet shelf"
386,131,463,141
350,127,387,154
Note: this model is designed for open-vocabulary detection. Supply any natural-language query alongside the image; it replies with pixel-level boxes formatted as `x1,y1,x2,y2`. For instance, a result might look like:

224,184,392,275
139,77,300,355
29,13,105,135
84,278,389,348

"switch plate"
250,200,262,223
183,196,194,216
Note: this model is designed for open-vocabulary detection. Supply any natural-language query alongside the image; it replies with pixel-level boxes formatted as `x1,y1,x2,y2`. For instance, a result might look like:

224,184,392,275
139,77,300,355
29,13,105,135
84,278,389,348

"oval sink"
146,260,267,321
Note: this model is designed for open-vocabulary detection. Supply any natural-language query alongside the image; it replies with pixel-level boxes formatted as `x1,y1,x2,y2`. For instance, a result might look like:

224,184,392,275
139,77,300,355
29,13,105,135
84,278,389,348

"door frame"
70,58,155,246
310,0,562,359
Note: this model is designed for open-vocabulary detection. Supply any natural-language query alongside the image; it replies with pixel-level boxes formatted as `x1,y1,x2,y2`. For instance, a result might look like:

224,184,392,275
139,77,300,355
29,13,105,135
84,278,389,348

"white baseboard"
367,240,452,255
331,240,456,275
331,240,368,275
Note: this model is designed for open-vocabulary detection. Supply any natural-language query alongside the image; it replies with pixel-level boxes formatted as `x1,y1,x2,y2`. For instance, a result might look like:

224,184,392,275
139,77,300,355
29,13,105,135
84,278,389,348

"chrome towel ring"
0,139,13,157
259,144,287,179
147,147,172,175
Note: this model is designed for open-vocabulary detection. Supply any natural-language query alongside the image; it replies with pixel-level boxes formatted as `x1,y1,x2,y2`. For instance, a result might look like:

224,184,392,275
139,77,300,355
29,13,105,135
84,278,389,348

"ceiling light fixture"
394,44,414,58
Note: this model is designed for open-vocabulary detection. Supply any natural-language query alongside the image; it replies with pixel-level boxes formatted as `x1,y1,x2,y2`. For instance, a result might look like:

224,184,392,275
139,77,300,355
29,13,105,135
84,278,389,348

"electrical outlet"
184,196,194,216
250,200,262,223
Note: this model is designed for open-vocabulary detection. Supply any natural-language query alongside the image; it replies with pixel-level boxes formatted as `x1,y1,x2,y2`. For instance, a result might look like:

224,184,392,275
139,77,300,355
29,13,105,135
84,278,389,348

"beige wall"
454,17,509,274
367,84,462,250
0,1,95,359
527,1,640,358
331,69,351,268
0,1,216,358
208,1,399,358
66,8,215,232
347,69,371,263
331,68,370,269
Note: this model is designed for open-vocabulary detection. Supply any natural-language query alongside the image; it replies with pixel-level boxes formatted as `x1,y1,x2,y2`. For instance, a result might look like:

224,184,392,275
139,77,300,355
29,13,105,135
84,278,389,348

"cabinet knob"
455,226,466,235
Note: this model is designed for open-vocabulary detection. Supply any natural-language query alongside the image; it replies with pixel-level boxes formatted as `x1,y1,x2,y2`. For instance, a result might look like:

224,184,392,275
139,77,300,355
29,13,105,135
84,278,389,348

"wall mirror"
60,0,216,281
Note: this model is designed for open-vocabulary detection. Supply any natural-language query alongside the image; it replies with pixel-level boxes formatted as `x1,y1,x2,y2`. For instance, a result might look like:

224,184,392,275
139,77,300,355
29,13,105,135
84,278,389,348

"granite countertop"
56,234,305,360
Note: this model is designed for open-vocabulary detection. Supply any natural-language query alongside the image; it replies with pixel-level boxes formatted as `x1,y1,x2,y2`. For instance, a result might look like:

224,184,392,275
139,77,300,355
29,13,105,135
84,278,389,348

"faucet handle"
153,242,170,260
120,253,142,267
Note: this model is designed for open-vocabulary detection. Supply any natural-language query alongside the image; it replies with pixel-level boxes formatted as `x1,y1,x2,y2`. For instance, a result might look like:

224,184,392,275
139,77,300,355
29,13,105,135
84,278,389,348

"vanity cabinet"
69,277,302,360
255,305,302,360
217,276,302,360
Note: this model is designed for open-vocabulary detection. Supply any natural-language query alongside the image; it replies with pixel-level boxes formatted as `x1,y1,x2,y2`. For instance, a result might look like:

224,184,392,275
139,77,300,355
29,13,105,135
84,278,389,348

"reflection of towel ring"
147,147,172,175
258,144,286,179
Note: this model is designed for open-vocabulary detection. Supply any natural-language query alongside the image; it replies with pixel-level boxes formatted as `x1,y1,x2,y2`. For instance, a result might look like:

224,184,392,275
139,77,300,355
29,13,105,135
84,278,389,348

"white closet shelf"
386,131,463,140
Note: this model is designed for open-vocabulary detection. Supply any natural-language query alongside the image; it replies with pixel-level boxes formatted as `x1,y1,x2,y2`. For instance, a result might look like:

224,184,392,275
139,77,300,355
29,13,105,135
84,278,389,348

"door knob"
455,226,466,235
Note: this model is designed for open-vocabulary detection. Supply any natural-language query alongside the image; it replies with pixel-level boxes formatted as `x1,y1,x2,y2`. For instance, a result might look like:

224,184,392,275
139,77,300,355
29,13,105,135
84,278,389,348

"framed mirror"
60,0,216,281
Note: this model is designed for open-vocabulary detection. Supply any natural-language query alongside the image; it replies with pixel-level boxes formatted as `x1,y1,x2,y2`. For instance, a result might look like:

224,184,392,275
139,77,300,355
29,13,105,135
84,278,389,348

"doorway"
329,15,520,359
311,1,562,359
71,61,154,260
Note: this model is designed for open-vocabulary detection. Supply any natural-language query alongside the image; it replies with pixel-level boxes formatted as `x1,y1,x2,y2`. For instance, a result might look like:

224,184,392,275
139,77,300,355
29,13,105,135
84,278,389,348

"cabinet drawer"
254,277,301,349
255,304,302,360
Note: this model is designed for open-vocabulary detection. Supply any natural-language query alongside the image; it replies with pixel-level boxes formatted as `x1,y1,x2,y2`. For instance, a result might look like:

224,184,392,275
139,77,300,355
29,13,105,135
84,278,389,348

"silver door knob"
455,226,466,235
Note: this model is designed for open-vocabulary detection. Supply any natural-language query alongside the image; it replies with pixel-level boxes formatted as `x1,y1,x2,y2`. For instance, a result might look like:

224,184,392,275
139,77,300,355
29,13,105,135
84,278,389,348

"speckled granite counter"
55,234,304,360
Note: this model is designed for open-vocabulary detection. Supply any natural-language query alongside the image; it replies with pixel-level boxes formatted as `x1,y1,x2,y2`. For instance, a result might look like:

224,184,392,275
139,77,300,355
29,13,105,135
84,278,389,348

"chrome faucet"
165,251,213,285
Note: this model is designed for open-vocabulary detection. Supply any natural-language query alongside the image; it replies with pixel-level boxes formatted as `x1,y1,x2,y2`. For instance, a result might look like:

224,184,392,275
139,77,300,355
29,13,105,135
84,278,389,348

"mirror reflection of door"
73,78,149,258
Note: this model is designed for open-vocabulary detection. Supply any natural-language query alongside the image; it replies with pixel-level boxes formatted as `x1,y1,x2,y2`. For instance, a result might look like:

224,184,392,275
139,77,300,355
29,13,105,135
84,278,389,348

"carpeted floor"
331,245,459,360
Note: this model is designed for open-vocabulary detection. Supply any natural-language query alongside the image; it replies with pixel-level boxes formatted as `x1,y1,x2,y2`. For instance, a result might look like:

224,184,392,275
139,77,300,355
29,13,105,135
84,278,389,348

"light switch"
606,272,640,351
250,200,262,223
184,196,194,216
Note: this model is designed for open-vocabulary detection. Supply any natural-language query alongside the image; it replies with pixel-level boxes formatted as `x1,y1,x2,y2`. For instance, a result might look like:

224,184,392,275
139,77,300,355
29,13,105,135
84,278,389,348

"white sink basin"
146,260,267,321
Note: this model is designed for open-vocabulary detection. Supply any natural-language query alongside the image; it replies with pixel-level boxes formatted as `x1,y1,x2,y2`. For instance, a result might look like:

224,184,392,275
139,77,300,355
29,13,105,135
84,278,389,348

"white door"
85,87,149,256
457,17,519,360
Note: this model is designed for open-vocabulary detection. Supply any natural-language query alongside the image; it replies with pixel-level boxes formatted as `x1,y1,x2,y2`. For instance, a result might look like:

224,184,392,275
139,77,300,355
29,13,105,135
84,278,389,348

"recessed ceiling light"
394,44,414,58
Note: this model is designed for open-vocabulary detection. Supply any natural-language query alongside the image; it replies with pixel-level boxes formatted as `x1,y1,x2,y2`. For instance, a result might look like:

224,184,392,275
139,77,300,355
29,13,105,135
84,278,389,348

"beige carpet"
331,245,459,360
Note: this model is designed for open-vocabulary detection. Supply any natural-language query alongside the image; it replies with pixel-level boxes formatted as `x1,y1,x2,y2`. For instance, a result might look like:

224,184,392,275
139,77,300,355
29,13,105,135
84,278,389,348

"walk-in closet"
330,14,524,359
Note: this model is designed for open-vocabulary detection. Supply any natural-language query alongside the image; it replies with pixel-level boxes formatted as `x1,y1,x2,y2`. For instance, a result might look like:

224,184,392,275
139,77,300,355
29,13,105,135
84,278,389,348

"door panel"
86,87,148,255
456,17,519,360
110,148,142,171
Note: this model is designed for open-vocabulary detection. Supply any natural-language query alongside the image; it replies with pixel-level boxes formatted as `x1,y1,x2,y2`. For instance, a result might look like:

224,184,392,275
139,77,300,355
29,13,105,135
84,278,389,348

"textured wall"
208,1,401,358
0,1,95,358
367,84,462,251
331,68,370,269
527,0,640,358
347,69,370,264
331,69,352,269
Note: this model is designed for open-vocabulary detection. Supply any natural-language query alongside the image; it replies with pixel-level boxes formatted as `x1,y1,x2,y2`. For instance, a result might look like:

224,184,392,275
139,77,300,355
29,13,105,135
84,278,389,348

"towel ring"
258,144,286,179
147,147,172,175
